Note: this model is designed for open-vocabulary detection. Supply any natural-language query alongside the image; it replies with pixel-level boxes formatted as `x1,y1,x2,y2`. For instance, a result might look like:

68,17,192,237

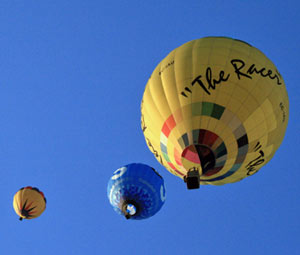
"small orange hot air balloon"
13,186,46,220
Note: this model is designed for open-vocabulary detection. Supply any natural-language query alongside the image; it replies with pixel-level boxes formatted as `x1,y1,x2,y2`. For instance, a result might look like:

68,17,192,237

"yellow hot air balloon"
13,186,46,220
141,37,289,189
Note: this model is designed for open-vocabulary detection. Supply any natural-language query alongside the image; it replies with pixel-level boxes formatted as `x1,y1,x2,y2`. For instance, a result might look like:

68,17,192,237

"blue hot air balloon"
107,163,166,220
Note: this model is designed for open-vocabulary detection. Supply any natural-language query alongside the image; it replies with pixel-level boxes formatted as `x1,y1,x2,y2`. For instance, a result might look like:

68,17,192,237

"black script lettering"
192,75,210,95
146,138,163,164
182,67,230,97
231,59,282,85
141,114,147,132
254,141,262,151
247,64,282,85
246,142,265,175
181,87,192,98
159,60,174,75
206,67,230,91
231,59,252,80
279,102,286,122
141,100,147,132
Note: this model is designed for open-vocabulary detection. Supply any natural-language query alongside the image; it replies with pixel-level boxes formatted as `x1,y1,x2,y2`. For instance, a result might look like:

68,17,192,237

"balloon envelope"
13,186,46,220
107,163,166,219
141,37,289,186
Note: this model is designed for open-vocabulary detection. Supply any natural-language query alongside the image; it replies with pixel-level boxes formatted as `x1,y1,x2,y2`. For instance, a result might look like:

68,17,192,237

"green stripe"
192,102,202,116
212,104,225,119
201,102,214,116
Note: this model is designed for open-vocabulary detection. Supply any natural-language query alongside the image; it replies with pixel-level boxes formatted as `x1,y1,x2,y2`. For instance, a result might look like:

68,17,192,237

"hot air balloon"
13,186,46,220
107,163,166,219
141,36,289,189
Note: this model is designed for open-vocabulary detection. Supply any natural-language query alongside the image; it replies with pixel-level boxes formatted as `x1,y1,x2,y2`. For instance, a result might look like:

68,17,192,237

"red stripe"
198,130,206,144
167,162,184,176
162,115,176,137
167,162,176,170
174,169,184,176
204,131,219,147
25,201,34,210
28,210,37,216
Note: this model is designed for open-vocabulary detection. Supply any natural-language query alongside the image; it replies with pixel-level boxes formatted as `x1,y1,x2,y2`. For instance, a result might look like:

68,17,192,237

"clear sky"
1,1,299,254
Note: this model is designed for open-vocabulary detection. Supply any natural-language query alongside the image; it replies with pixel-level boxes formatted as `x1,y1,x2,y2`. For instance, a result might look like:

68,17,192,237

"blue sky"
1,1,299,254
